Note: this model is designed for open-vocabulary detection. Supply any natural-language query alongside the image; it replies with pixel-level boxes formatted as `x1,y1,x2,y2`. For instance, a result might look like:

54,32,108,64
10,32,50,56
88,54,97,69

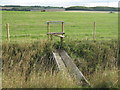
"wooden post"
50,35,53,41
47,22,50,40
61,22,64,47
62,22,64,33
60,37,63,48
93,22,96,40
6,23,10,41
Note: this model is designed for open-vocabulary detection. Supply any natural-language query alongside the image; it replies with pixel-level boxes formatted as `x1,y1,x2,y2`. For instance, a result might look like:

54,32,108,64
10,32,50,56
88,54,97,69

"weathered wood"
62,22,64,33
53,34,65,38
6,23,10,41
60,37,63,48
52,51,66,71
47,32,65,35
47,22,50,39
93,22,96,40
46,21,65,46
47,21,64,23
59,50,90,86
50,35,53,40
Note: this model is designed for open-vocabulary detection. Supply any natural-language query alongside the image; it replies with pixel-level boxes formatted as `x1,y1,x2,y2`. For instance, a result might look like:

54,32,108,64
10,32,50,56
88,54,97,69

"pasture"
2,11,118,41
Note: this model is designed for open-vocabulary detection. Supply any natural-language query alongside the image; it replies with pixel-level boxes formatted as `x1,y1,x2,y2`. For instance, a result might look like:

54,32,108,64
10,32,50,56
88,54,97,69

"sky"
0,0,119,7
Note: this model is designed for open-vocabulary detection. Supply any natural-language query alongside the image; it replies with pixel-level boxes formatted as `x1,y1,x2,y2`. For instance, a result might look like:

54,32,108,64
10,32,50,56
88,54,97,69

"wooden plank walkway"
52,51,66,71
52,50,91,86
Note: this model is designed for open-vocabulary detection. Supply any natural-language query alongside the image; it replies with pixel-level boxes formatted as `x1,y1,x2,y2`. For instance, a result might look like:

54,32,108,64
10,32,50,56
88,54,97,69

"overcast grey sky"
0,0,119,7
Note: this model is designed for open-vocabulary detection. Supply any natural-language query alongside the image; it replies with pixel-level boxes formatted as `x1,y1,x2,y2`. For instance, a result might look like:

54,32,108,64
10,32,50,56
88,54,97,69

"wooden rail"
47,32,65,35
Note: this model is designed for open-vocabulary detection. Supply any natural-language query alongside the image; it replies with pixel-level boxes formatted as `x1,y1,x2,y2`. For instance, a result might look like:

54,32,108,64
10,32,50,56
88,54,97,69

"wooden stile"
46,21,65,48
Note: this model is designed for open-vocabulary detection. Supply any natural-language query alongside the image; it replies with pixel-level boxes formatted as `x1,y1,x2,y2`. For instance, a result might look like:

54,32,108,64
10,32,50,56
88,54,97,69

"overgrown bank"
2,40,119,88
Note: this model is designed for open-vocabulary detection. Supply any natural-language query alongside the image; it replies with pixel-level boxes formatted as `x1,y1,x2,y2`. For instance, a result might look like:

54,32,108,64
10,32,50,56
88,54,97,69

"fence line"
2,23,117,41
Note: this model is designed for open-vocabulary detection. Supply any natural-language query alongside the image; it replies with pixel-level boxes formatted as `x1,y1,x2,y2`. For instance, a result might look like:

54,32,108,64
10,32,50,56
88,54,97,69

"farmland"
2,11,118,41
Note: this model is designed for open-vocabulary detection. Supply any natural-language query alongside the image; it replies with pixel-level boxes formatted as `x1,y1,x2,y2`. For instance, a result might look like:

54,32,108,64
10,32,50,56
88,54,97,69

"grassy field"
2,11,118,41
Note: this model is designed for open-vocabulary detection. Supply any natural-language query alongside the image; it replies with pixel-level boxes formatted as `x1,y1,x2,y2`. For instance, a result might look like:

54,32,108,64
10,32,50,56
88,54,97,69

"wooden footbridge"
47,21,90,86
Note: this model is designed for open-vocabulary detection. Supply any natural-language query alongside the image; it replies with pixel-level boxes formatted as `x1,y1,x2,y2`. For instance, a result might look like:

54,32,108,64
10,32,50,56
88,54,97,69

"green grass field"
2,11,118,41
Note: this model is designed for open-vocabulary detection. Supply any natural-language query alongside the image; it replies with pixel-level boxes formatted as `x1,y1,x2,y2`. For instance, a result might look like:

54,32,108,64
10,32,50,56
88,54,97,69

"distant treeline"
1,5,64,11
0,5,118,11
65,6,118,11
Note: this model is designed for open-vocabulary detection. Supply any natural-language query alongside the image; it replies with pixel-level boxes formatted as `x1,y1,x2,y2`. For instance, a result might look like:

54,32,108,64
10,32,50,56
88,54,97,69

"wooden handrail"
47,32,65,35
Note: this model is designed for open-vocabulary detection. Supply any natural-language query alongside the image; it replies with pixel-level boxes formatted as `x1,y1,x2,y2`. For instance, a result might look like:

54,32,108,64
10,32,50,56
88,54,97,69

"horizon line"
0,5,119,8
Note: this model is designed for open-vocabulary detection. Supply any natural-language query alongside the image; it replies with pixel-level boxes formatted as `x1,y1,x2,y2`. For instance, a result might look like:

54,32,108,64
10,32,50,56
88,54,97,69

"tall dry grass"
3,71,78,88
2,39,119,88
89,67,118,88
